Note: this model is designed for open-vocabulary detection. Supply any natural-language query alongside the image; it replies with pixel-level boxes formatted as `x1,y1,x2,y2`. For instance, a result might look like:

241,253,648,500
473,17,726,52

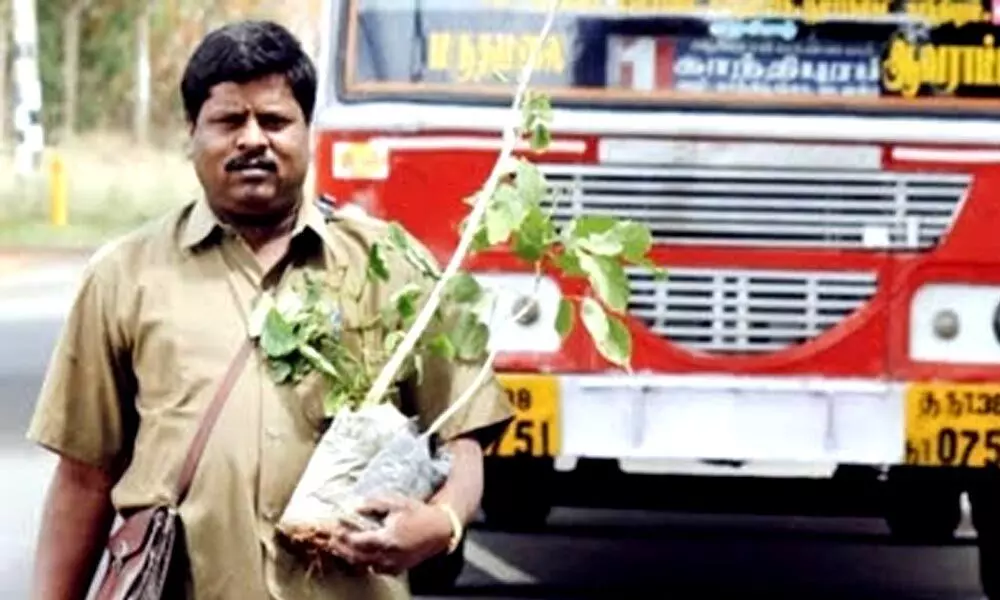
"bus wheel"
884,467,962,543
481,456,554,531
408,536,466,595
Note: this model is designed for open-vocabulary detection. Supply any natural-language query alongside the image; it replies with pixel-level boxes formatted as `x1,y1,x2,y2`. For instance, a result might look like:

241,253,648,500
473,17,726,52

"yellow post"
49,151,67,227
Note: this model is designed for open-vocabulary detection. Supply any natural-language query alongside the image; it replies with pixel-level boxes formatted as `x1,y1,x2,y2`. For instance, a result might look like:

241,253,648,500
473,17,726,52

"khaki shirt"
26,197,514,599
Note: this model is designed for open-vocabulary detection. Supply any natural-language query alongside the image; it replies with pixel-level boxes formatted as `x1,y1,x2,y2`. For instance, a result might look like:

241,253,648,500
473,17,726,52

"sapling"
247,0,667,557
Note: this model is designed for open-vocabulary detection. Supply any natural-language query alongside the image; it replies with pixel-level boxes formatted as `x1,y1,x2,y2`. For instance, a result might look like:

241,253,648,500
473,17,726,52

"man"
27,20,513,599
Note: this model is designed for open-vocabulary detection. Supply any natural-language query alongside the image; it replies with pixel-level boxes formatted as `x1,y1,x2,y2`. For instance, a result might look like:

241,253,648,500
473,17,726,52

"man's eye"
258,115,290,129
210,114,244,126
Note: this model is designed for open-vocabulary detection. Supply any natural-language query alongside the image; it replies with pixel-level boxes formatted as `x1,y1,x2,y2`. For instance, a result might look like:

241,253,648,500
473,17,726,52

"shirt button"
265,427,280,440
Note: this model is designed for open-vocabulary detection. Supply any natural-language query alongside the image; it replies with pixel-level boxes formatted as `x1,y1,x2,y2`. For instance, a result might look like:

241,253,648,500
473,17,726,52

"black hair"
180,20,317,124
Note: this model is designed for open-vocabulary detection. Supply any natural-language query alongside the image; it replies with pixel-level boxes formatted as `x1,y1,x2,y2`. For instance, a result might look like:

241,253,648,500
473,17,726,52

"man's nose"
236,116,267,150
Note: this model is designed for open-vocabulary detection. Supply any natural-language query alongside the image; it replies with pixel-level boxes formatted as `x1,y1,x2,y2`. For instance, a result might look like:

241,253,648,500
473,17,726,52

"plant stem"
362,0,562,407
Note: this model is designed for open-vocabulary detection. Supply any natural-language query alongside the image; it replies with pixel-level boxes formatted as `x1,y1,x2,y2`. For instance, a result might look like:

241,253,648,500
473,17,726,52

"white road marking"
0,264,85,291
463,539,538,585
958,491,978,540
0,263,82,321
0,293,74,321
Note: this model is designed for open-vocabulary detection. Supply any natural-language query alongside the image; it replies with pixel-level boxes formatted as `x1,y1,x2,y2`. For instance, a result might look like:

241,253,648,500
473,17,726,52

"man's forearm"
32,456,118,600
429,437,485,524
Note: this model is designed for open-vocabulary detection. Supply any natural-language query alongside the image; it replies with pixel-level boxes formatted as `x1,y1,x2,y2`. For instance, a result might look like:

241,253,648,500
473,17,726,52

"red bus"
314,0,1000,592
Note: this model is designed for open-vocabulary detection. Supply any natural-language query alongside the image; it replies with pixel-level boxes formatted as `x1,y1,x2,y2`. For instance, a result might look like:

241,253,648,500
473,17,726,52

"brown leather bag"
93,339,255,600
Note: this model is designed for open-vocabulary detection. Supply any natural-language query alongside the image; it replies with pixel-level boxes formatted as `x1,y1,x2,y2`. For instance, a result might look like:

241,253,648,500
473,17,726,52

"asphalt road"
0,261,990,599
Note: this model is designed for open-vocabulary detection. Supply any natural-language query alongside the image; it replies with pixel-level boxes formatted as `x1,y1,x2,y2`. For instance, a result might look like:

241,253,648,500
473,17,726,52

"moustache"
225,155,278,173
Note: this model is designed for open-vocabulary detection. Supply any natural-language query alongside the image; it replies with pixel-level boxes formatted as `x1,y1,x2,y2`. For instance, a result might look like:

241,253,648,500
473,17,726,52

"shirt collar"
180,196,337,252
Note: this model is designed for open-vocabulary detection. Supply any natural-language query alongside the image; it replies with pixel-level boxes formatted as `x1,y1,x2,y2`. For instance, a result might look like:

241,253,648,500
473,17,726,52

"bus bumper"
491,372,907,467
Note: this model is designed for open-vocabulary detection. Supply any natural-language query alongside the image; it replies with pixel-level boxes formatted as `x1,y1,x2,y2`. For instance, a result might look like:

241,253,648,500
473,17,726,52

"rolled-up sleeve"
26,259,136,471
411,344,514,446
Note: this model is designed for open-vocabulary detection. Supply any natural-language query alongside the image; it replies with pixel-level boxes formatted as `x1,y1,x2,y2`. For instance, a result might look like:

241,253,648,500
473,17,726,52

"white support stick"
362,0,562,407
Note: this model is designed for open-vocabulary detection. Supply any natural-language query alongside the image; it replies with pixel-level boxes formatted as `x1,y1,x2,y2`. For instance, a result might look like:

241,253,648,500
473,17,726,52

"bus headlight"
512,295,541,325
472,274,562,353
932,309,960,340
910,283,1000,364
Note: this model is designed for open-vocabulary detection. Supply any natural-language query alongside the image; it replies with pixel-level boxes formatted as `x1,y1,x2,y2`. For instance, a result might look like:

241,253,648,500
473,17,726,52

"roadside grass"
0,133,200,250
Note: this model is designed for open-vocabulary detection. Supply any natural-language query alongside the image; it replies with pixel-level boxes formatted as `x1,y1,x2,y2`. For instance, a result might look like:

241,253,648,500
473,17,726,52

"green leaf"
444,273,483,304
267,359,294,384
387,222,410,251
427,333,457,360
553,249,586,277
531,125,551,151
391,283,423,325
471,226,492,252
577,252,629,313
387,222,441,279
448,311,490,361
607,314,632,368
574,220,653,258
485,184,524,244
580,297,631,369
384,329,406,354
459,216,492,253
259,309,300,358
512,205,555,262
521,91,553,133
367,242,390,282
565,215,616,241
616,221,653,263
635,256,668,281
514,160,546,203
555,297,574,339
577,231,623,256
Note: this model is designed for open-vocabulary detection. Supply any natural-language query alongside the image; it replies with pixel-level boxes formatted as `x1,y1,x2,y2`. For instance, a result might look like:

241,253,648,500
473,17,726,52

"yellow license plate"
905,383,1000,468
487,374,560,458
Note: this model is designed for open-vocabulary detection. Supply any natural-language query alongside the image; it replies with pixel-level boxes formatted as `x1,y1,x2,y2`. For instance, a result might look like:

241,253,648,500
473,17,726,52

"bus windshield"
336,0,1000,118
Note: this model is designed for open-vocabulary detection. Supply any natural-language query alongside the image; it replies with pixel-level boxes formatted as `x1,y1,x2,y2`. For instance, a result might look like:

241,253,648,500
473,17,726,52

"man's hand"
334,496,455,576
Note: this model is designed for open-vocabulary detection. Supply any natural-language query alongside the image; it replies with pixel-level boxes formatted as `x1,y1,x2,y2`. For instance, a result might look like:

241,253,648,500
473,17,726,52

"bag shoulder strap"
174,338,255,504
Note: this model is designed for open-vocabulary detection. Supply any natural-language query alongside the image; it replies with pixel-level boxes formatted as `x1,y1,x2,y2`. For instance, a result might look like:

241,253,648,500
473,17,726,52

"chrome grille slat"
542,164,969,251
630,281,872,296
549,193,961,212
550,181,964,199
551,206,955,228
542,163,971,183
627,267,877,354
631,310,848,327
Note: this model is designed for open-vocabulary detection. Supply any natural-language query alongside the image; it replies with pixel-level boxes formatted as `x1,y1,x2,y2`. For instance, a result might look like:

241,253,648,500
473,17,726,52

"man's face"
189,73,309,224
